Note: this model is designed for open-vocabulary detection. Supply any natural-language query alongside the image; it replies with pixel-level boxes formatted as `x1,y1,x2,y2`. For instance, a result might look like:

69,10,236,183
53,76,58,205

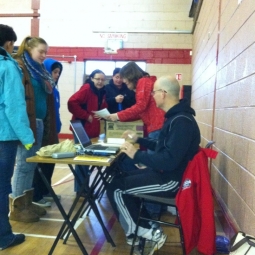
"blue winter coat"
0,47,34,145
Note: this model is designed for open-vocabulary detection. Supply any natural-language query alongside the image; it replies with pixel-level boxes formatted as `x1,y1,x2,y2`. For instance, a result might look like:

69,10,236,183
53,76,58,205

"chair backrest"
205,141,215,148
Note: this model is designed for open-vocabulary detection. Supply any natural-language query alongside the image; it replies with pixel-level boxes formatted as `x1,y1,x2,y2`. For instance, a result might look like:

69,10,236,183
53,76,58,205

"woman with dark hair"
0,24,34,250
68,69,107,194
105,67,136,113
107,61,165,142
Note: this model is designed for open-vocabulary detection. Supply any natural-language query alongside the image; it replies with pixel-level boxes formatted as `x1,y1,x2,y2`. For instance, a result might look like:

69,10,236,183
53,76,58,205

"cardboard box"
106,121,144,138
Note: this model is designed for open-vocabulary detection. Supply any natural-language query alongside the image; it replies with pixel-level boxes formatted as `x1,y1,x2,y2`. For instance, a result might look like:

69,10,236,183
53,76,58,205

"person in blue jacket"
0,24,34,250
32,58,63,206
105,67,136,113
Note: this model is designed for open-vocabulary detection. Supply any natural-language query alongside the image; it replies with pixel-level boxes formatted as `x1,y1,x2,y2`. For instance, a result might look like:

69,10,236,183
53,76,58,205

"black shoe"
0,234,25,250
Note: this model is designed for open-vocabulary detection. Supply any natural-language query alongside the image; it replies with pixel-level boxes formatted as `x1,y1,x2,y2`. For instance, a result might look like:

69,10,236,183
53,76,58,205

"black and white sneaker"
148,232,167,255
146,227,167,255
126,234,140,246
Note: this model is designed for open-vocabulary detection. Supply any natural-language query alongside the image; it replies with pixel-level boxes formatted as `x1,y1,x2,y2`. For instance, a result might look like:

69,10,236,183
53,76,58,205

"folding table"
26,155,117,255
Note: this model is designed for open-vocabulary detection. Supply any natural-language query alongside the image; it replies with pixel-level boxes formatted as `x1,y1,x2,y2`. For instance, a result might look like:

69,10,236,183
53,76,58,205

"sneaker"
32,199,51,207
126,234,140,246
147,229,167,255
43,193,61,201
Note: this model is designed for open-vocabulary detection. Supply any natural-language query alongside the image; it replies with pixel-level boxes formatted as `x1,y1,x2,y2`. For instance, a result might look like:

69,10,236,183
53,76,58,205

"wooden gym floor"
2,164,229,255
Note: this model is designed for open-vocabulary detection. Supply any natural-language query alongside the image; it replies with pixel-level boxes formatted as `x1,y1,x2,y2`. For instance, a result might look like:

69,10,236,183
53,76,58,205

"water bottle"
118,103,123,111
98,133,105,143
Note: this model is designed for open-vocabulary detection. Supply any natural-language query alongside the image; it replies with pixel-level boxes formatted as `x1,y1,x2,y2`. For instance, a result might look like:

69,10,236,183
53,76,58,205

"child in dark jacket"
105,67,136,113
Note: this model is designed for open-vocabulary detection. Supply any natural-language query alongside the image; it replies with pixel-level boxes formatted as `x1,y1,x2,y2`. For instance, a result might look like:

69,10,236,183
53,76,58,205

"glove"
24,144,33,150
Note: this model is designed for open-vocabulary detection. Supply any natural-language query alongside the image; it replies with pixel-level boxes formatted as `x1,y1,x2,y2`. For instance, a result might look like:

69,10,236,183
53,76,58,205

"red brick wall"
48,47,191,64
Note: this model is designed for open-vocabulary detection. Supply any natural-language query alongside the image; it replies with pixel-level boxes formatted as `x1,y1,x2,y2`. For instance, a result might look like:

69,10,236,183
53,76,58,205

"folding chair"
130,194,185,255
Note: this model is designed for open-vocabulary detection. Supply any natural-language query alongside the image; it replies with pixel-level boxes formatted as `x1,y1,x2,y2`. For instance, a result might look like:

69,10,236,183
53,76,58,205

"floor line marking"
90,214,117,255
14,233,57,239
52,173,73,186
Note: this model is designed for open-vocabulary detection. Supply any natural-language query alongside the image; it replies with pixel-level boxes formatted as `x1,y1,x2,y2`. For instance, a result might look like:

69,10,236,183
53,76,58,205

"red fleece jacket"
117,76,165,134
176,148,218,255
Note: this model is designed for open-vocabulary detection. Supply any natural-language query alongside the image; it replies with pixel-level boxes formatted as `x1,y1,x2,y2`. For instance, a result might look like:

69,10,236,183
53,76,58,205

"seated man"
106,75,201,254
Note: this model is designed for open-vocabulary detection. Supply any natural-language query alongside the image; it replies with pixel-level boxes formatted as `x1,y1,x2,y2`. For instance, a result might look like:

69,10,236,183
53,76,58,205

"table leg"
38,168,89,255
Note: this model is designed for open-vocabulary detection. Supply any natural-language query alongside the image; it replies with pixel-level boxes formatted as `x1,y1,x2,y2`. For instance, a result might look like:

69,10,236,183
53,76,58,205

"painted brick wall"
192,0,255,237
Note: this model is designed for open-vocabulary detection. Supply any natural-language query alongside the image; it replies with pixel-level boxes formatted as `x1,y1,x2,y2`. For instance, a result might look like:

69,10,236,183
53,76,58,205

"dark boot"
23,189,46,217
9,194,39,223
0,234,26,250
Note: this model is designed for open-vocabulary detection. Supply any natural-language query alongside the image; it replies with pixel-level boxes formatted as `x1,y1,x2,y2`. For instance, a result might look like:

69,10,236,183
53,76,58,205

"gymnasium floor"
3,164,229,255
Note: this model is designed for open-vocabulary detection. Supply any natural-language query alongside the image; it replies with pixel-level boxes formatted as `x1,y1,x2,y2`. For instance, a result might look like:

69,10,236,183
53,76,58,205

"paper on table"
107,138,125,144
92,108,110,118
74,155,112,162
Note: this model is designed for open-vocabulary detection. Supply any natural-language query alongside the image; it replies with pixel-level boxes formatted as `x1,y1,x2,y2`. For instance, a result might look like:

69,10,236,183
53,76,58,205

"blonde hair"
15,36,48,57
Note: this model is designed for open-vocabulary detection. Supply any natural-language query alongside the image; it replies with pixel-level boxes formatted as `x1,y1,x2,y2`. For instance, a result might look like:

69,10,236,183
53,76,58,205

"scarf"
22,51,55,94
88,81,106,110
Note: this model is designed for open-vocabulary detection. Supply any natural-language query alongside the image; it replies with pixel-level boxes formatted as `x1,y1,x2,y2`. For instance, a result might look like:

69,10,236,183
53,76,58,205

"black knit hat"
113,67,121,76
51,62,62,71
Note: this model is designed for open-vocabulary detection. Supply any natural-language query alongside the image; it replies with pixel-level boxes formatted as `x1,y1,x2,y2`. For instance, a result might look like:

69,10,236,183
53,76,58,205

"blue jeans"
73,132,89,193
12,119,44,198
0,140,19,248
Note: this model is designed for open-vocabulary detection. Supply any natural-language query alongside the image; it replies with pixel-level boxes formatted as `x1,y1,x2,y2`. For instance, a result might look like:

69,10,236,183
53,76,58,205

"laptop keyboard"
88,145,108,150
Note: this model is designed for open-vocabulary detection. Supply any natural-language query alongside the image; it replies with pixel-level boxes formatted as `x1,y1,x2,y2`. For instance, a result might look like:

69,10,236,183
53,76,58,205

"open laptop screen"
70,120,91,147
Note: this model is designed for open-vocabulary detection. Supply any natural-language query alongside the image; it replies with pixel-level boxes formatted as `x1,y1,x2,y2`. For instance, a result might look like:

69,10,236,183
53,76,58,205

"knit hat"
113,67,121,76
51,62,62,72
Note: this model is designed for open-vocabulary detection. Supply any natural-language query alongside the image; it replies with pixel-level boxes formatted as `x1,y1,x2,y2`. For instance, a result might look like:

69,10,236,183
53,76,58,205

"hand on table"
121,130,138,143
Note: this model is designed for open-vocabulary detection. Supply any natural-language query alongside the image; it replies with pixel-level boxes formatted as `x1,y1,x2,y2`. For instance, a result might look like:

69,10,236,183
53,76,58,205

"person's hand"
24,144,33,150
120,141,137,159
88,115,93,123
121,130,138,142
106,113,118,122
93,114,102,120
115,95,124,103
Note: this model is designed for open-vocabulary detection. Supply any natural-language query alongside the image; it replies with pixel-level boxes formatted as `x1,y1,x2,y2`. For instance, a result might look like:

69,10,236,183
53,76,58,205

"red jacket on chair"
176,148,218,255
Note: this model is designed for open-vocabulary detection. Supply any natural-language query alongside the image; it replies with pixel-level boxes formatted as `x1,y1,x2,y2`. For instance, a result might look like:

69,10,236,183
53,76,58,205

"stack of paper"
74,155,112,162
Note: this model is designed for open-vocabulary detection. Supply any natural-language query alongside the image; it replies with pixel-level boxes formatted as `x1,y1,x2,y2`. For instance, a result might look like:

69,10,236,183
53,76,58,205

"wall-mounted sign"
175,73,182,80
98,33,128,41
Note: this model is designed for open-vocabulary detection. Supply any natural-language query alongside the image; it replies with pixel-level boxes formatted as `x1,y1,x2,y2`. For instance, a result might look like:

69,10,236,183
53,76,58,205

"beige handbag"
36,139,76,157
229,231,255,254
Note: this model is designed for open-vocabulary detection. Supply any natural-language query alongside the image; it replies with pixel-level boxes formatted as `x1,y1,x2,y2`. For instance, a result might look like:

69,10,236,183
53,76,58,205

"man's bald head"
155,76,180,99
153,76,181,111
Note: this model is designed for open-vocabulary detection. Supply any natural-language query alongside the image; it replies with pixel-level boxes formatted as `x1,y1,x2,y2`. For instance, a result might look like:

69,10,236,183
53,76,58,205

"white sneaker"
126,234,140,246
147,232,167,255
144,227,167,255
32,199,51,207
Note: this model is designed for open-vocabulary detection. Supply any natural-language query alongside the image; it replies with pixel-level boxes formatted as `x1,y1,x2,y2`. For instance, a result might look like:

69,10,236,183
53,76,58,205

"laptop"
70,120,120,156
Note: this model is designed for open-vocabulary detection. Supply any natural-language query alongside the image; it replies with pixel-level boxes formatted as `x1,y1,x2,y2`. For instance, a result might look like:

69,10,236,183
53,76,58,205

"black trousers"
106,168,179,237
33,163,55,201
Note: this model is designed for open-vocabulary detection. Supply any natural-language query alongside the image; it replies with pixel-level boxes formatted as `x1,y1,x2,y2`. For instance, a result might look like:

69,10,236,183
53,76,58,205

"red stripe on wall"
47,47,191,64
58,133,73,140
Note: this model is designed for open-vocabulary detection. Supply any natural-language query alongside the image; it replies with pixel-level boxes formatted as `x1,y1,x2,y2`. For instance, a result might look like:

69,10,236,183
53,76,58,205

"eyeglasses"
151,89,167,96
93,78,105,82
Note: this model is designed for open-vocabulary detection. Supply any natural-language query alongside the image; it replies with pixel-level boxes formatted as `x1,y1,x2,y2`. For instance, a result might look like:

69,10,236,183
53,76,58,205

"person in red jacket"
67,69,107,194
107,61,165,140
